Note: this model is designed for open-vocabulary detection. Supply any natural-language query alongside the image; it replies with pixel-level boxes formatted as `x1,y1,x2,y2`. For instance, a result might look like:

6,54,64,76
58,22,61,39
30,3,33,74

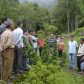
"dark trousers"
77,56,83,72
39,47,43,56
13,46,23,73
13,46,18,73
58,50,63,57
22,56,29,70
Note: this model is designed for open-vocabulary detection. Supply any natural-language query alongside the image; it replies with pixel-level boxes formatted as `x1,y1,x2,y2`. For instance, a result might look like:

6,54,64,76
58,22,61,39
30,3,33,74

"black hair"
17,21,23,27
23,29,28,34
80,38,84,41
28,29,35,33
1,17,8,23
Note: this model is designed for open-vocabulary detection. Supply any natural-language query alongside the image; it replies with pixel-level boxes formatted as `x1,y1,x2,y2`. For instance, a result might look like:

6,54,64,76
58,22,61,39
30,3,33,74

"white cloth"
68,41,78,54
57,38,60,44
31,35,38,48
77,44,84,57
13,27,23,48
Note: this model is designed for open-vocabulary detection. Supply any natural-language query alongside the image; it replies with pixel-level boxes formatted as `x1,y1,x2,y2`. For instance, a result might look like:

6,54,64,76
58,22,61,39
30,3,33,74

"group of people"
68,35,84,74
0,18,46,83
0,17,84,83
49,34,84,74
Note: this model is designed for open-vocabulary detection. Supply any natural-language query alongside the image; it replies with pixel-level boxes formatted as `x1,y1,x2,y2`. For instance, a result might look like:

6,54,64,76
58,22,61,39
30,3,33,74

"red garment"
37,38,45,48
57,42,64,51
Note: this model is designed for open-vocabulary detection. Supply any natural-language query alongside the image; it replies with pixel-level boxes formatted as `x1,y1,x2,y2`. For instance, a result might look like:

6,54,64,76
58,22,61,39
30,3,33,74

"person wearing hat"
0,19,14,83
77,38,84,73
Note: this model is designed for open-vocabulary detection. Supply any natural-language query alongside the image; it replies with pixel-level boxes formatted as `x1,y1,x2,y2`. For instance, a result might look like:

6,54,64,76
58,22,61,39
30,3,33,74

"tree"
51,0,80,33
0,0,18,21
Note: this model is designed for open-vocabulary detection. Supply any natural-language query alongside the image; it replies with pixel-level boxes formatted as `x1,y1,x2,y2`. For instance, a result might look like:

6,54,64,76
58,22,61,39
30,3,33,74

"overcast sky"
19,0,57,8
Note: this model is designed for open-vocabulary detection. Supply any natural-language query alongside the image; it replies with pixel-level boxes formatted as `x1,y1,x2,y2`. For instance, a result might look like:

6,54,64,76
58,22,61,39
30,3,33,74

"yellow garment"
2,48,14,82
1,29,14,50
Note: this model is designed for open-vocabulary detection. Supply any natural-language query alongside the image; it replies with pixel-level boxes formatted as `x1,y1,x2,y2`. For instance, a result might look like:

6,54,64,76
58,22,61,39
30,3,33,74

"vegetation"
0,0,84,84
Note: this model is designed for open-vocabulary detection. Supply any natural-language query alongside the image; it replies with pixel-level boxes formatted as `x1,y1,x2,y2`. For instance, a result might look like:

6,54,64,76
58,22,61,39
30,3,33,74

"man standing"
1,20,14,82
49,33,56,53
68,35,78,70
49,33,56,48
77,38,84,73
13,21,24,74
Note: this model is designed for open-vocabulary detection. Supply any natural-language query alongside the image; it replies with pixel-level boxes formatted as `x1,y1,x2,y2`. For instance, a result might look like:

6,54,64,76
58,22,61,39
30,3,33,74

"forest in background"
0,0,84,34
0,0,84,84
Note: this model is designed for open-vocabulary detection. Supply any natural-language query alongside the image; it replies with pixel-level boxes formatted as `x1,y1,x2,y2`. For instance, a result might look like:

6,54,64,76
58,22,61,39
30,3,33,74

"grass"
63,36,84,84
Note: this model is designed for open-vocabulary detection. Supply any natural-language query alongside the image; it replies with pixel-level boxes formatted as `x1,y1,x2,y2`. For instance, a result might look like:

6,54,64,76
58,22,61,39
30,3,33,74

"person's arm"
28,36,33,47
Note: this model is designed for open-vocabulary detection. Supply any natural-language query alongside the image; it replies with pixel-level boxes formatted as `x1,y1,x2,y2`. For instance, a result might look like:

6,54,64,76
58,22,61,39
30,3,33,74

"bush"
44,23,58,35
14,61,84,84
72,27,84,36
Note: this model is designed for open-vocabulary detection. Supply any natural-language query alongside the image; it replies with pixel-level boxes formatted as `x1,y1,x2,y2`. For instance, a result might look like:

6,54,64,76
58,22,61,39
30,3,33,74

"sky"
19,0,57,8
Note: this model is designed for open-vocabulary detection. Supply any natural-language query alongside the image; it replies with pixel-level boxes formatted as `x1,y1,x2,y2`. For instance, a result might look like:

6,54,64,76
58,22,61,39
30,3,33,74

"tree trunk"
67,0,70,33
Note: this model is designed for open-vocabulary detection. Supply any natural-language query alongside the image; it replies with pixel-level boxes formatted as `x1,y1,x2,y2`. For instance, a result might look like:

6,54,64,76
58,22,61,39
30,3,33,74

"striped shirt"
49,37,55,48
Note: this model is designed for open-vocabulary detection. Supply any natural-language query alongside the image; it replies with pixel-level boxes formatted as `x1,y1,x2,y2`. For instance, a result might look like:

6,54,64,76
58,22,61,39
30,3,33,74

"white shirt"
31,35,38,48
68,40,78,54
77,44,84,57
13,27,23,48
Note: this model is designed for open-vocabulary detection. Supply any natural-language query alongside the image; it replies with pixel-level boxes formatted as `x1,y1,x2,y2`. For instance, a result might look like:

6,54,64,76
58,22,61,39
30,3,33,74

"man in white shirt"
13,21,23,74
77,38,84,72
68,35,78,70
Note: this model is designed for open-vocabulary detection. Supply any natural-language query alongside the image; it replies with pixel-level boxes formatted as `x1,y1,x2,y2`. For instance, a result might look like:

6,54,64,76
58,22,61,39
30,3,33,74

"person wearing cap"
68,35,78,70
0,19,14,82
77,38,84,73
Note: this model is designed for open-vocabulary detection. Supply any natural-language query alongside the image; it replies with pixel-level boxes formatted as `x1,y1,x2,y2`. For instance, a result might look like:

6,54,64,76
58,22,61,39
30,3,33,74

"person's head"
32,30,36,36
60,37,63,42
80,38,84,44
50,33,54,38
28,29,33,35
23,29,28,36
17,21,23,28
4,19,14,30
1,17,8,23
70,35,74,41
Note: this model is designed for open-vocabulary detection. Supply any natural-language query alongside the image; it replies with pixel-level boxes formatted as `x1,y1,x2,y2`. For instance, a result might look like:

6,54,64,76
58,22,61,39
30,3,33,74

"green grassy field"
14,36,84,84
